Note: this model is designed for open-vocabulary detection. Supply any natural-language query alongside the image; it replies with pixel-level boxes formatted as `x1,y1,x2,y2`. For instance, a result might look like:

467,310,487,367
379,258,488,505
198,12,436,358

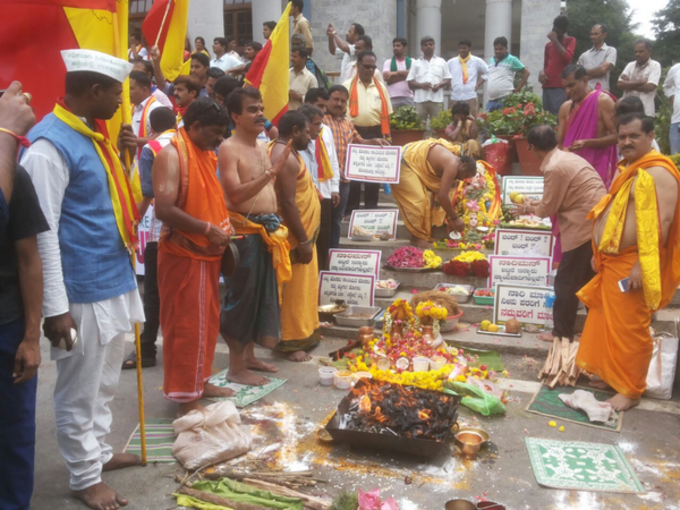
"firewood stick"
241,478,332,510
178,487,270,510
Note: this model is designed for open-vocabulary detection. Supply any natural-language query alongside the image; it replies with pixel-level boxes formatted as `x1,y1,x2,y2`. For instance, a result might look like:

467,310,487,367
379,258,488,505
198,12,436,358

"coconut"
505,318,521,334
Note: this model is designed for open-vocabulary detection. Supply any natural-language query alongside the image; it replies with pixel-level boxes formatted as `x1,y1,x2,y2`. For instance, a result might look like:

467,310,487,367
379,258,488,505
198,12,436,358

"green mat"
525,437,645,493
124,418,176,463
207,369,287,407
526,384,622,432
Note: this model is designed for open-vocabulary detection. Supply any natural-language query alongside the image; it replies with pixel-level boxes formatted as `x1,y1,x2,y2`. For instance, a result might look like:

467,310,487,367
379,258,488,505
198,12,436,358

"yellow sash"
315,128,334,182
459,54,471,84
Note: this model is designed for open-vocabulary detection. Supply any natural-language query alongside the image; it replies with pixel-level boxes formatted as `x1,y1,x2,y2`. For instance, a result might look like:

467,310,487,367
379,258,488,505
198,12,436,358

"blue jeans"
543,88,567,116
670,123,680,155
486,99,505,112
0,318,36,510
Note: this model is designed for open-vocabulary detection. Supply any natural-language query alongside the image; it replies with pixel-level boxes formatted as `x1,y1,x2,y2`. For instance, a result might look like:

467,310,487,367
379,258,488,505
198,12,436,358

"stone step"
338,237,491,260
341,219,411,240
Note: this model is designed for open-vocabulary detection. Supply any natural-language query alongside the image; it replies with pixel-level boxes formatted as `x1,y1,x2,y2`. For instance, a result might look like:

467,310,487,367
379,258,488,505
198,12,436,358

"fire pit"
325,379,460,457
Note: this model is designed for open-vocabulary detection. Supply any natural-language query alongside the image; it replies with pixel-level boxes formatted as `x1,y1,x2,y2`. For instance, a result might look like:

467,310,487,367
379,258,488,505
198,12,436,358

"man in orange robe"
270,111,322,361
577,113,680,411
153,98,234,415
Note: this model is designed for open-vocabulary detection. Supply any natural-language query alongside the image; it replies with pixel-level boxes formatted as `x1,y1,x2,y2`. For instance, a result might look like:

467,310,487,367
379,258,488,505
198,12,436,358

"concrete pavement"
29,334,680,510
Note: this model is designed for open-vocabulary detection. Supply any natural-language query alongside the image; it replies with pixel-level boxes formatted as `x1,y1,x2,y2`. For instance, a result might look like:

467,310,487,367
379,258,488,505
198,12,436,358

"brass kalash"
326,379,460,457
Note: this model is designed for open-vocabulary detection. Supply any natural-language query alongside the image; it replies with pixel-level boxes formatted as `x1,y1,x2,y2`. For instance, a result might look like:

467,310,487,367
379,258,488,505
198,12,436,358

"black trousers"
140,241,160,359
317,198,332,270
346,125,383,213
553,241,595,340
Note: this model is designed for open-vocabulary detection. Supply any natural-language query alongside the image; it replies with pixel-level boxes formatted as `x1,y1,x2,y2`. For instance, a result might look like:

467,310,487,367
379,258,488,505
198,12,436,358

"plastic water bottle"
544,291,556,330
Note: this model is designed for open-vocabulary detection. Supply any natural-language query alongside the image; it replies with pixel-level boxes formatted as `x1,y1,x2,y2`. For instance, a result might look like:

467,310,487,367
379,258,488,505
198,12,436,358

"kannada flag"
142,0,190,82
245,2,291,126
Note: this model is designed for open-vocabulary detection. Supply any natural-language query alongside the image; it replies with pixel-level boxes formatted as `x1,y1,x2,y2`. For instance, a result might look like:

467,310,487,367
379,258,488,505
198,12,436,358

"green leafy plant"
389,106,424,130
476,97,557,137
430,109,453,131
502,89,543,111
654,66,672,155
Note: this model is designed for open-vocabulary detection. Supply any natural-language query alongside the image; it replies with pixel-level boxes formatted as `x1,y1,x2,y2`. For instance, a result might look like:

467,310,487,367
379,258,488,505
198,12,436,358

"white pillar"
252,0,283,44
415,0,441,56
521,0,562,95
484,0,513,61
187,0,223,49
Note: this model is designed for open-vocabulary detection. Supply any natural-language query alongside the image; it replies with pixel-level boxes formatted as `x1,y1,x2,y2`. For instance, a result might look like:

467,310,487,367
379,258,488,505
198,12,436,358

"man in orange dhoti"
576,113,680,411
153,98,234,415
270,111,322,361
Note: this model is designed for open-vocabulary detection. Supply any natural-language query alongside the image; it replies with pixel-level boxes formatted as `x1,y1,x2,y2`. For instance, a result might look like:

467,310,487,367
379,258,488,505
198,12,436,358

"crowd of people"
1,2,680,510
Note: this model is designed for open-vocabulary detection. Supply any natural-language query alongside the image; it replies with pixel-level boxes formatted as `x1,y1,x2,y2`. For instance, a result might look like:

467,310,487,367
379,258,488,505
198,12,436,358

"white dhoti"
53,289,144,491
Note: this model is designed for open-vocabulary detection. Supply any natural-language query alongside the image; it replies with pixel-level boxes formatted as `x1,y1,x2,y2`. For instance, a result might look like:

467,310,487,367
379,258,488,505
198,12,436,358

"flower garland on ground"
443,250,490,278
386,247,442,269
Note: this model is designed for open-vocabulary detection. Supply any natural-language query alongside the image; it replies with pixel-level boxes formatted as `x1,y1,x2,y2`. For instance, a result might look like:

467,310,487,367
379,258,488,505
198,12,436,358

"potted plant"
389,106,425,146
430,109,452,139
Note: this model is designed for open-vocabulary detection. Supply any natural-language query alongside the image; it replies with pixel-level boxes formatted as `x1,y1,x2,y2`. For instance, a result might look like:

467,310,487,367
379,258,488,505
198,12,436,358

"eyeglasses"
361,64,377,70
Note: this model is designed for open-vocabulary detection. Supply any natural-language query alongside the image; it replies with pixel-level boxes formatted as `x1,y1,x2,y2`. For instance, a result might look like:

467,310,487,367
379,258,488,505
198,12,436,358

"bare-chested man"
270,111,321,361
219,87,291,384
576,113,680,411
557,64,617,188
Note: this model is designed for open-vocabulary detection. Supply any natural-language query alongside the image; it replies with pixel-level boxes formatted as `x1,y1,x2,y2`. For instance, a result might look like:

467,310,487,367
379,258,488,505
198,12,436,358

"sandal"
121,350,157,369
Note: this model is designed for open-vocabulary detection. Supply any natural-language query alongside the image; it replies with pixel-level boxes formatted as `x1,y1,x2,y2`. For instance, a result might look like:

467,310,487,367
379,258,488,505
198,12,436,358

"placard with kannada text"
488,255,551,288
328,249,381,277
345,144,401,183
493,284,553,326
318,271,375,306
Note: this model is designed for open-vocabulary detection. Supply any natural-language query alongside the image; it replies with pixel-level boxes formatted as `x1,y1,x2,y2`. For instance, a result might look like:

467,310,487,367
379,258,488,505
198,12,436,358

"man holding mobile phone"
576,113,680,411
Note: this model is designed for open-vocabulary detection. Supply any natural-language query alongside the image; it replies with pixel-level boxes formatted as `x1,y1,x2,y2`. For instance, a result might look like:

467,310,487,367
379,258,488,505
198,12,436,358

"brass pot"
454,431,484,460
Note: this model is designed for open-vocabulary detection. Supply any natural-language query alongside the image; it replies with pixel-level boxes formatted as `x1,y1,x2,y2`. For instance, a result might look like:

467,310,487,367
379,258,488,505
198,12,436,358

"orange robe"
158,128,230,402
274,149,322,351
576,151,680,399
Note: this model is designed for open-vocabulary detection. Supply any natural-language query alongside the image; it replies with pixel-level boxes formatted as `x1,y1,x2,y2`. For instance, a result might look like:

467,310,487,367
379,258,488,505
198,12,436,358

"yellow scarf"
459,54,471,84
315,128,334,182
53,103,140,251
589,150,679,310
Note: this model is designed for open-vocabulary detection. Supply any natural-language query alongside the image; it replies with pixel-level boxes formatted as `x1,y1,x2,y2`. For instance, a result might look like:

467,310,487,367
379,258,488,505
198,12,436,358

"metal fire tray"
325,380,461,457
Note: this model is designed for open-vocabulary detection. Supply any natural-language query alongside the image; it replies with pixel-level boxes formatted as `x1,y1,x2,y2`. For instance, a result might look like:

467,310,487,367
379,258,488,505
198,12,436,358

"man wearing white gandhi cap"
21,49,145,510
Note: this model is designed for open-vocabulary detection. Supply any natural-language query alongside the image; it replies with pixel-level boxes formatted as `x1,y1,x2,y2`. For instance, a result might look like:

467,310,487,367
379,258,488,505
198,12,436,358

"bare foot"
537,332,555,342
409,236,431,249
178,400,204,417
202,382,235,398
227,368,269,386
244,356,279,373
286,350,313,362
72,482,128,510
102,453,141,472
607,393,640,411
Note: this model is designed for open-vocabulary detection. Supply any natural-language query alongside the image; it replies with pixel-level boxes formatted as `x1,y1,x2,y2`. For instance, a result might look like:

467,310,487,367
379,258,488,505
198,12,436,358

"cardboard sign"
345,144,402,184
495,229,554,258
493,284,553,326
348,209,399,239
328,249,382,277
318,271,375,306
501,176,544,205
488,255,551,288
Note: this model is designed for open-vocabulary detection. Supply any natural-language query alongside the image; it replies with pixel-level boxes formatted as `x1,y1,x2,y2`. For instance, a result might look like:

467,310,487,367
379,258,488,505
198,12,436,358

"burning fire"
359,394,371,413
418,409,431,420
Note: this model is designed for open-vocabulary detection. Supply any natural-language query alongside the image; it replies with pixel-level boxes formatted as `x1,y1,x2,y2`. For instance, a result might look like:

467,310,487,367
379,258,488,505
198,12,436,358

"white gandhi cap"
61,49,133,83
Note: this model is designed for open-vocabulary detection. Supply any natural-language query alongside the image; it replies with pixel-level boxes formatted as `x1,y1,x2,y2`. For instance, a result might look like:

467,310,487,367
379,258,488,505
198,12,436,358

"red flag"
142,0,175,52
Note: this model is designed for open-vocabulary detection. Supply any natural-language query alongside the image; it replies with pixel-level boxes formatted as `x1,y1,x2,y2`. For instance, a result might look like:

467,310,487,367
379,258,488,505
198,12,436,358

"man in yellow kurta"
577,113,680,411
270,111,321,361
392,138,478,247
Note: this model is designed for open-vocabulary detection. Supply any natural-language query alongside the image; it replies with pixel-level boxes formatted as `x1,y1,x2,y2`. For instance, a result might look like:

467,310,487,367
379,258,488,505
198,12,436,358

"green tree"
651,0,680,67
565,0,639,95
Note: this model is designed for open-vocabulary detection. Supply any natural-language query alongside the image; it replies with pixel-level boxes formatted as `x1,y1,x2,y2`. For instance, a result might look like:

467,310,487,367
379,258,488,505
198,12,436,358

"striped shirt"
323,113,361,177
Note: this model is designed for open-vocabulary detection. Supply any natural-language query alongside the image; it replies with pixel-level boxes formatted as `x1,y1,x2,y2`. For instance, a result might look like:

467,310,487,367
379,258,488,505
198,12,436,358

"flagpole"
154,0,174,47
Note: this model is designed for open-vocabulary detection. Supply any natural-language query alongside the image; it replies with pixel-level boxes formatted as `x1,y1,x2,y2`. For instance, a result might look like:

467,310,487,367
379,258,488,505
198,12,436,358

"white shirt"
19,140,144,349
210,53,241,72
132,95,166,138
576,43,617,92
621,59,662,117
335,44,356,84
664,63,680,124
128,46,148,60
152,87,173,108
301,123,341,199
406,55,452,103
447,55,489,101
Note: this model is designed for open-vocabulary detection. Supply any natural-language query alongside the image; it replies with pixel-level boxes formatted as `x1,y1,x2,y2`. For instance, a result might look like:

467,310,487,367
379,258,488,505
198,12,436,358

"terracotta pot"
497,134,518,162
421,324,434,344
514,136,543,176
391,129,425,147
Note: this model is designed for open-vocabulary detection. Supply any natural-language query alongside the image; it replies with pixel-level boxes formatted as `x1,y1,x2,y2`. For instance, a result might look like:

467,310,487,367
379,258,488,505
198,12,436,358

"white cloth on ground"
558,389,614,423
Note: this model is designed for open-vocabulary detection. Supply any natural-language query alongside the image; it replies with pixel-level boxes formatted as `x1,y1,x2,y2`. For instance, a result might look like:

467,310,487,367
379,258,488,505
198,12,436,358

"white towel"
558,390,615,423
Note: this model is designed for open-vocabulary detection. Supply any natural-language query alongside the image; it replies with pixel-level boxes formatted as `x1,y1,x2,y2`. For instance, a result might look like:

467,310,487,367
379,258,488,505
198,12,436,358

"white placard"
318,271,375,306
328,249,382,277
493,284,553,326
494,229,554,258
348,209,399,239
345,144,402,183
134,205,154,276
488,255,551,288
501,176,544,205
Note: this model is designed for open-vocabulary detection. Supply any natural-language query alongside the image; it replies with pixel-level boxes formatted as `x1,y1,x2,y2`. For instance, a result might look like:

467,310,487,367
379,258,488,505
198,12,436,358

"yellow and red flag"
142,0,190,82
245,2,291,126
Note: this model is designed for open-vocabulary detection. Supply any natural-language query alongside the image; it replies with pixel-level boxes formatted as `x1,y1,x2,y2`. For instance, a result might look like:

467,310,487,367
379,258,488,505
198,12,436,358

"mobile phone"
618,278,630,293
